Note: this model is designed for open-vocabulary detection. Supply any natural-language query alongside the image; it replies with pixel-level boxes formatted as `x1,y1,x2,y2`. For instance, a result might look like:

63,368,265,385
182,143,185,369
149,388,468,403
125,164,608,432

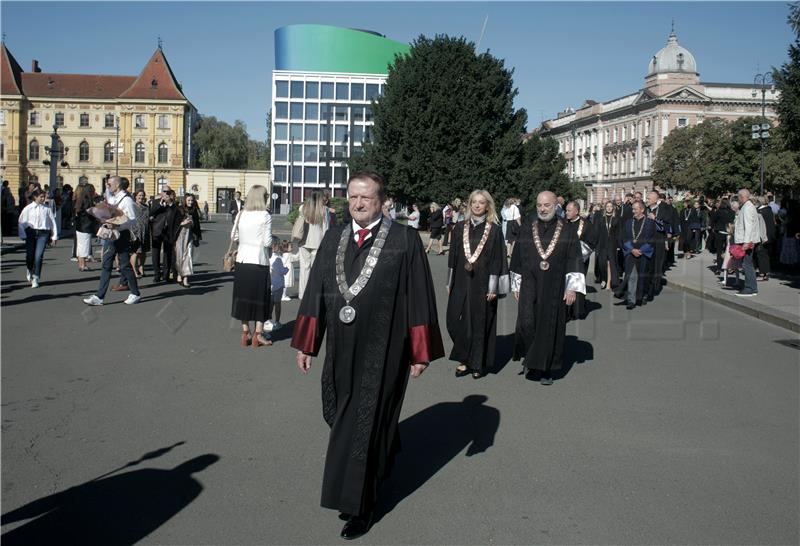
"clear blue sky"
2,2,793,139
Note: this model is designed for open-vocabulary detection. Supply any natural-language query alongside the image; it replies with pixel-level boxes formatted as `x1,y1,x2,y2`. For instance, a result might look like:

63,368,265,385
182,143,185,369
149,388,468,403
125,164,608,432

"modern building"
0,41,196,199
270,25,410,210
540,30,779,203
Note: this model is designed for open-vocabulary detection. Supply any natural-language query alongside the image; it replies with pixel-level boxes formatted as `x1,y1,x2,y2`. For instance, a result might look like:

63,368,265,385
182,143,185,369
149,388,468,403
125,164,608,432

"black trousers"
151,235,175,279
755,242,771,276
647,235,666,298
714,232,728,271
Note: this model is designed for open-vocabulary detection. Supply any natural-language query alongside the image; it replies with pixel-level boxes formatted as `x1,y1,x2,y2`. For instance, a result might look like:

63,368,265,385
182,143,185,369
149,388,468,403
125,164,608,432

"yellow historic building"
1,42,196,198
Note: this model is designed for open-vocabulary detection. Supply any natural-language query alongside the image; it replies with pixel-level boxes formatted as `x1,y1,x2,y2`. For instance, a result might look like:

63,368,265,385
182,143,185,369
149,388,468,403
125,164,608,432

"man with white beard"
510,191,585,385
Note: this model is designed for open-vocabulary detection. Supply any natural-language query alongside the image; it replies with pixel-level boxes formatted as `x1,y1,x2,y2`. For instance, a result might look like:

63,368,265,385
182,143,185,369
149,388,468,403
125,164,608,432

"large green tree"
774,2,800,151
193,116,269,170
350,35,557,205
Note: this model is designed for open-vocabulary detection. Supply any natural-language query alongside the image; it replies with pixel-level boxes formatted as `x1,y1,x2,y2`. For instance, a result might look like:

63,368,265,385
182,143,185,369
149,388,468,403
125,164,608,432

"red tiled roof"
20,73,136,99
1,42,24,95
119,48,186,101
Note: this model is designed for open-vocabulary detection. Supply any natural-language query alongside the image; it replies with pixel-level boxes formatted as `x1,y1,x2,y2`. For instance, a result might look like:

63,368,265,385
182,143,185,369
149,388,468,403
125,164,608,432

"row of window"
274,124,372,144
28,139,169,163
27,112,170,129
274,103,374,122
571,149,652,177
561,117,696,154
275,80,384,102
24,174,171,194
273,143,365,164
272,164,350,185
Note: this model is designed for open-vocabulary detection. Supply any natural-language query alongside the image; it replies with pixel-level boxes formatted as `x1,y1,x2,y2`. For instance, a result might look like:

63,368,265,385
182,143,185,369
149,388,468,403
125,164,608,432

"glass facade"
271,71,387,202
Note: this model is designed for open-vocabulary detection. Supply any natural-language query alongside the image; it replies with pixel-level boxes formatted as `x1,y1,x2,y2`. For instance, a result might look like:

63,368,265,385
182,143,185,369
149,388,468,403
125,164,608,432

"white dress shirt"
105,190,138,232
232,210,272,265
735,200,761,245
351,216,383,244
18,202,58,241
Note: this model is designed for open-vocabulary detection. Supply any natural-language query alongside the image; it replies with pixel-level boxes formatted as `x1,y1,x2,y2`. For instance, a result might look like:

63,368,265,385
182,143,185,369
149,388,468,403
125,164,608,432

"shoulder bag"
223,211,242,272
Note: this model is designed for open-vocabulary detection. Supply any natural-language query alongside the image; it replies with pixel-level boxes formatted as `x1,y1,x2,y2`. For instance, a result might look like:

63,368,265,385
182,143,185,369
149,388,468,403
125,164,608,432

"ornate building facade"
0,42,196,198
540,31,779,203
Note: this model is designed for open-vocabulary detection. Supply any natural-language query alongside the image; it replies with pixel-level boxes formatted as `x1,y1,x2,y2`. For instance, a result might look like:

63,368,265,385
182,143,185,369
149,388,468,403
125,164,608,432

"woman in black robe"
595,201,621,290
446,190,509,379
679,199,700,258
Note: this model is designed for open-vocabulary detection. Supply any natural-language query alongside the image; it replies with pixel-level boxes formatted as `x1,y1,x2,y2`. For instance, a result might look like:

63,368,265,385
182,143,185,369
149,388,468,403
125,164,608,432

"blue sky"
1,2,793,139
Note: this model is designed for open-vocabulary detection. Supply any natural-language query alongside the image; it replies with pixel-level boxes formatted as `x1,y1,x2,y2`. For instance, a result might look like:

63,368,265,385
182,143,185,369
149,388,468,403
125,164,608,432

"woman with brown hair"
73,184,98,272
129,189,150,278
175,193,202,287
297,190,329,299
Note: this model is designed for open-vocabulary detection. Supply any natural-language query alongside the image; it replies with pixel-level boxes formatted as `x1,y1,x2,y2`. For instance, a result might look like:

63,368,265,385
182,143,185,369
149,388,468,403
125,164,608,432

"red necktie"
356,228,370,248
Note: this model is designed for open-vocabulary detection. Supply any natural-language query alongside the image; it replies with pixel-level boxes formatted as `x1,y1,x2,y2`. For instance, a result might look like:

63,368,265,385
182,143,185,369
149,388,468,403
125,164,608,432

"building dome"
647,31,698,76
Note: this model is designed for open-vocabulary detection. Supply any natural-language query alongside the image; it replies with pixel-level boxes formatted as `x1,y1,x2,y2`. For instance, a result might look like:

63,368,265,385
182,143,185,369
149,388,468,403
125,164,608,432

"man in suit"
150,188,180,283
229,191,244,223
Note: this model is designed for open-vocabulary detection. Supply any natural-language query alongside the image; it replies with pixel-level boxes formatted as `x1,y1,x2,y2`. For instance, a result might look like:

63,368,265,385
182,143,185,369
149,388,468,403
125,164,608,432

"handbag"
291,212,308,244
729,243,746,260
96,226,120,240
223,211,241,272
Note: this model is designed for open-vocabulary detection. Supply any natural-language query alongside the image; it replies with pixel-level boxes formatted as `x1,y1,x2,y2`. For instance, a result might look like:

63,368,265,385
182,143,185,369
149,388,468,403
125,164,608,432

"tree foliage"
193,116,269,170
774,2,800,151
348,35,570,205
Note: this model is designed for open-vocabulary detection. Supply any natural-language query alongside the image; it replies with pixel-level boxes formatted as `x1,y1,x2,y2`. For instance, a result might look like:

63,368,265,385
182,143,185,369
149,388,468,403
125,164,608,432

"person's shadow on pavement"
1,454,220,546
374,395,500,524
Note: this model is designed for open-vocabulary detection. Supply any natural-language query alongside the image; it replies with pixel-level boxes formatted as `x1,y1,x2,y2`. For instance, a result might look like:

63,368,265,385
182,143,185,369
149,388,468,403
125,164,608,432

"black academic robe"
679,208,700,253
646,202,673,298
446,220,508,373
595,214,621,288
291,220,444,517
620,216,656,302
510,217,582,374
569,217,596,321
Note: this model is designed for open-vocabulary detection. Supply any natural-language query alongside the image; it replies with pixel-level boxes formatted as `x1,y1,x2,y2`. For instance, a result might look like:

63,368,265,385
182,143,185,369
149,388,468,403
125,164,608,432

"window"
29,140,40,160
335,82,349,100
290,81,304,98
291,144,302,162
306,81,319,99
274,123,288,141
364,126,373,143
352,125,364,144
57,139,65,159
334,166,347,185
320,124,331,142
351,83,365,101
321,82,334,100
319,166,332,184
275,102,288,119
290,102,303,120
645,119,651,137
0,110,5,125
334,145,347,159
30,111,40,126
79,176,88,185
304,103,318,120
55,112,65,127
273,165,287,182
0,140,3,160
273,144,287,162
275,80,289,98
291,166,302,183
352,107,364,122
289,123,303,141
105,114,115,128
158,142,168,163
335,125,348,143
80,113,89,127
157,177,168,193
364,106,374,122
613,127,618,143
304,166,318,183
134,176,145,192
334,106,348,121
621,126,626,141
104,142,114,163
304,145,318,162
158,114,169,129
135,141,145,163
644,150,651,172
678,117,688,128
366,84,380,101
135,114,146,128
304,124,318,141
79,140,89,161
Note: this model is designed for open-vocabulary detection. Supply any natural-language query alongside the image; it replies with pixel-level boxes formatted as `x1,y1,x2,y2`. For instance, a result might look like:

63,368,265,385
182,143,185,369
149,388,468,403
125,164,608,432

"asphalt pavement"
1,218,798,545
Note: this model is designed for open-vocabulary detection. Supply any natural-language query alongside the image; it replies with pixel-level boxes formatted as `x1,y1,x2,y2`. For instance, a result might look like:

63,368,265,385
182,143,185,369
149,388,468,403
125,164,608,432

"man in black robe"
644,190,674,301
446,190,509,379
615,200,656,309
510,191,585,385
565,201,596,321
292,171,444,540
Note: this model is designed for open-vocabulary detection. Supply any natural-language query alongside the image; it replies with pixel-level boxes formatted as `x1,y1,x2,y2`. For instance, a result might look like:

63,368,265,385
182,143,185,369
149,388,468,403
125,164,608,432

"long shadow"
1,450,218,546
490,333,515,375
552,335,594,381
373,395,500,526
269,319,296,343
583,300,602,318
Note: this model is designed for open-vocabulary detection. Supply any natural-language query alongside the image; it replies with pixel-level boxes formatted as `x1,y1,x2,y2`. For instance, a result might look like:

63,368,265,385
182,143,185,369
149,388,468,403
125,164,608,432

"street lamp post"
571,125,577,184
42,124,68,198
115,115,120,175
752,73,775,195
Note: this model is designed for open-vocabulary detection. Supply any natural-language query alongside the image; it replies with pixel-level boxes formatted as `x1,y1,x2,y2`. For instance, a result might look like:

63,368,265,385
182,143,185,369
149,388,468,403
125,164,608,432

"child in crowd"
281,240,299,301
267,237,289,331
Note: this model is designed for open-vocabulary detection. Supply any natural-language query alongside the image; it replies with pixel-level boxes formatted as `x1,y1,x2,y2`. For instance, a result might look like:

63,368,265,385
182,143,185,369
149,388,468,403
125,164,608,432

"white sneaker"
83,295,104,306
26,270,32,282
31,276,40,288
124,294,141,305
70,257,78,262
281,296,291,302
264,320,274,332
272,321,282,331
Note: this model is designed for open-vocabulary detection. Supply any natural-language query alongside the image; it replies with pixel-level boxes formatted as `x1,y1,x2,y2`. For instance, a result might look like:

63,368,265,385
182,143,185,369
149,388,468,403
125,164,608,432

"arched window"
57,140,65,158
157,142,168,163
29,175,38,184
157,176,168,193
104,142,114,163
134,176,145,192
79,140,89,162
135,141,145,163
105,114,115,128
0,139,4,160
29,140,40,160
79,176,88,185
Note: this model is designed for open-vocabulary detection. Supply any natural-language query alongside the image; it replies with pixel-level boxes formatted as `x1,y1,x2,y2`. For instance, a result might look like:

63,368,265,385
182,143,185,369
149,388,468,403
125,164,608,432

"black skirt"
231,263,271,322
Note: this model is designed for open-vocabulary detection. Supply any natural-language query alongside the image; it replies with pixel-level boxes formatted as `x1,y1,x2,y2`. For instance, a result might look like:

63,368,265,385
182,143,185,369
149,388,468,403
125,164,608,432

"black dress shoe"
341,514,372,540
636,299,643,307
471,371,484,379
540,377,554,386
455,366,470,378
613,291,625,299
626,303,636,310
153,275,162,283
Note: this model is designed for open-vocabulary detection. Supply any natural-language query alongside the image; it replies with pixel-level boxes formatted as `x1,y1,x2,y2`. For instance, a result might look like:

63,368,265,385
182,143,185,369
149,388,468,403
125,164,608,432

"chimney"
32,59,41,72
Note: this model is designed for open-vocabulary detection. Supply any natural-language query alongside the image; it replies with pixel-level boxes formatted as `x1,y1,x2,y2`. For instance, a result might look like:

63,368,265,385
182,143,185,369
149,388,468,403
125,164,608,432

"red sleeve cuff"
291,314,319,355
409,324,445,364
